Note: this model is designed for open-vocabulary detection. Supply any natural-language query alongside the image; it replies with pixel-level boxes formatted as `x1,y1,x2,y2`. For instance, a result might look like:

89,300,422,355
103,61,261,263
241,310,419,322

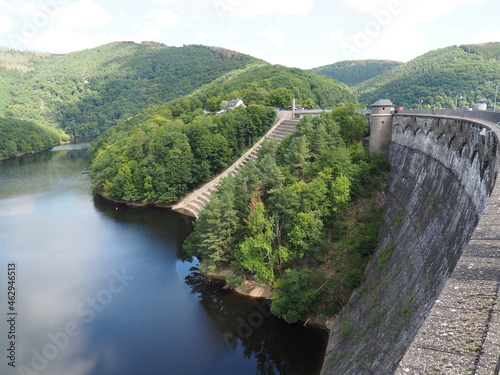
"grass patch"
377,241,395,269
340,321,354,339
393,212,403,229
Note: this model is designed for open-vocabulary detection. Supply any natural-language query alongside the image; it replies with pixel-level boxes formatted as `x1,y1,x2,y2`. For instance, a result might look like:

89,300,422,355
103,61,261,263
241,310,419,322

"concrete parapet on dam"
322,110,500,374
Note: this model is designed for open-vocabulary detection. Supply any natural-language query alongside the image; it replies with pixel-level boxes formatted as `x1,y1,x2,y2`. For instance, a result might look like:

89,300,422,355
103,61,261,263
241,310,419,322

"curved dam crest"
322,114,499,374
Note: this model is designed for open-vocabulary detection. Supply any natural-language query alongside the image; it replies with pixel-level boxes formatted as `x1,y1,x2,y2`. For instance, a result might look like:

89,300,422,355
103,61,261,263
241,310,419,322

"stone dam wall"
322,115,499,374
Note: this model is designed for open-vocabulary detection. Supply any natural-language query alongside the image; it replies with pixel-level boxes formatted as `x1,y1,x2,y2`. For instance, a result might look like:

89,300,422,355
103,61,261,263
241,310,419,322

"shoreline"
206,268,274,299
0,142,62,162
93,192,175,210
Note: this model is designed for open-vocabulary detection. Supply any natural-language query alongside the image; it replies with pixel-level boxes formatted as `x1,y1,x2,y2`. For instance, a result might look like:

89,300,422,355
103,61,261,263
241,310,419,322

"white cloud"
345,0,398,12
215,28,235,41
346,0,485,13
329,30,344,41
144,9,181,28
336,22,432,62
0,15,12,34
52,0,110,29
346,0,487,28
197,32,208,40
261,26,285,46
233,0,315,17
132,21,163,41
21,3,43,18
335,0,489,62
0,1,21,12
28,29,112,53
462,29,500,45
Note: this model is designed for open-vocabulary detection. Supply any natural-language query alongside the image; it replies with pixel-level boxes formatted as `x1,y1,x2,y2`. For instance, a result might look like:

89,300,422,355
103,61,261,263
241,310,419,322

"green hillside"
461,42,500,61
353,42,500,109
88,64,357,205
0,42,265,136
310,60,401,87
0,117,61,159
162,63,357,122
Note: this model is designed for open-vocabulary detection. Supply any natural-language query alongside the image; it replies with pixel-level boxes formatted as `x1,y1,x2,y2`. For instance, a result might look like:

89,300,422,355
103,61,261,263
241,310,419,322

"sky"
0,0,499,69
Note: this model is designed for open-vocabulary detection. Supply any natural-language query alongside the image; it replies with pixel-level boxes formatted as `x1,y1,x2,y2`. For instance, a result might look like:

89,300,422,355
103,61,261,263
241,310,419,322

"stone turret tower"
369,99,393,153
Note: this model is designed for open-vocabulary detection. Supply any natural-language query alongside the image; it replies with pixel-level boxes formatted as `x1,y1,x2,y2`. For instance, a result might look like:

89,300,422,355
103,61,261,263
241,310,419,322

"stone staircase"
267,120,299,142
172,112,298,218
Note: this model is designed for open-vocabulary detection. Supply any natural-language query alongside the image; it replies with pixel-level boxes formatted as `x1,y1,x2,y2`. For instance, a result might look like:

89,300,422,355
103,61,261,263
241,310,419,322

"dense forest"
184,105,389,324
190,64,357,109
89,104,277,204
0,117,62,159
0,42,357,137
0,42,266,136
352,43,500,109
310,60,401,87
86,46,358,204
150,64,357,125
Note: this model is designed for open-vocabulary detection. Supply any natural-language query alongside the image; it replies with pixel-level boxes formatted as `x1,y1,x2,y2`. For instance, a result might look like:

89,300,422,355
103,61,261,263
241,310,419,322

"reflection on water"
185,270,328,375
0,141,327,375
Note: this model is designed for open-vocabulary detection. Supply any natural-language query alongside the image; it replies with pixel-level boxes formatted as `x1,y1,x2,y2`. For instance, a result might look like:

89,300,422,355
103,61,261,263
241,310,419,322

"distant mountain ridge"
310,60,402,86
309,42,500,109
351,42,500,108
3,40,496,138
0,42,266,136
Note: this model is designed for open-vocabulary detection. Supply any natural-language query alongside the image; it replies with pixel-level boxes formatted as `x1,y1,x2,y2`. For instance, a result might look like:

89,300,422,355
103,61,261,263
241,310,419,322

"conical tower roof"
372,99,393,107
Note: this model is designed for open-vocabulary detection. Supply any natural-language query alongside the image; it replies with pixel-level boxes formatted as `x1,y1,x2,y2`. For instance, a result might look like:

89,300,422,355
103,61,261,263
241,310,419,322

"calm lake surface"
0,142,327,375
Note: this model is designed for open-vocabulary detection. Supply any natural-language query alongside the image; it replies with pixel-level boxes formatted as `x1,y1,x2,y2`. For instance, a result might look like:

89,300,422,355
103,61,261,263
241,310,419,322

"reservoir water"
0,142,326,375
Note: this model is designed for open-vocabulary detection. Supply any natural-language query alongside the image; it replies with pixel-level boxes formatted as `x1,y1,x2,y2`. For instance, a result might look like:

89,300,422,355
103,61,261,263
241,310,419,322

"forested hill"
0,42,265,136
353,42,500,109
0,117,61,159
309,60,401,87
88,62,357,205
166,64,357,118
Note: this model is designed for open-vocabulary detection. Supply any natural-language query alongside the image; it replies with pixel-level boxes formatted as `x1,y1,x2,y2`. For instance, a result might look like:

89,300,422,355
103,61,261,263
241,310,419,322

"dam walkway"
172,111,297,218
394,113,500,374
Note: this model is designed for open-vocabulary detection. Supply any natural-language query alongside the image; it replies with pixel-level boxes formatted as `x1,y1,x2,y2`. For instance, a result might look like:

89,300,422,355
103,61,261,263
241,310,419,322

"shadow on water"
92,195,195,258
92,196,328,375
185,269,328,375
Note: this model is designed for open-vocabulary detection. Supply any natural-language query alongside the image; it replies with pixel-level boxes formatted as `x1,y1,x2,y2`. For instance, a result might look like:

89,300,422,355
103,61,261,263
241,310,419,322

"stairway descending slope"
172,112,298,218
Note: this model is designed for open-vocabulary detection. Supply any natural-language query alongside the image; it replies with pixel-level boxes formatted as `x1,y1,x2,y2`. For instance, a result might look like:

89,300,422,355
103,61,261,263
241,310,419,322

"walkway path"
172,111,297,218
